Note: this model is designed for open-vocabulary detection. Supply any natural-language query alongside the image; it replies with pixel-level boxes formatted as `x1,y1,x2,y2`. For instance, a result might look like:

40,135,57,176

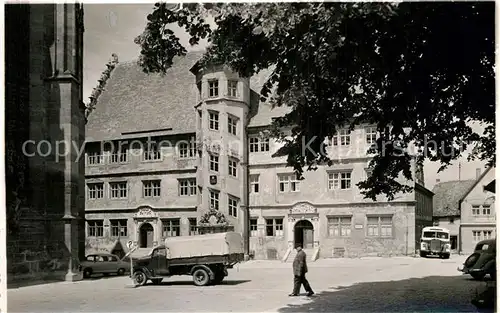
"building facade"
432,179,476,253
6,3,86,282
459,167,496,253
84,52,433,259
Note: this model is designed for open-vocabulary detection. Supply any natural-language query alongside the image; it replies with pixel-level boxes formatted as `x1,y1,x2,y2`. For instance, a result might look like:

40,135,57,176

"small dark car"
458,238,496,280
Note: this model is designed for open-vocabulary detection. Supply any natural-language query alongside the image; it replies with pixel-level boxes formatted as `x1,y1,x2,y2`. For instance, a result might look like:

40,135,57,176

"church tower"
5,3,86,282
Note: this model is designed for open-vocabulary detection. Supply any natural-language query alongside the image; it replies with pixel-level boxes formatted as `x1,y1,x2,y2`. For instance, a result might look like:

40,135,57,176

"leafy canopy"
135,2,495,200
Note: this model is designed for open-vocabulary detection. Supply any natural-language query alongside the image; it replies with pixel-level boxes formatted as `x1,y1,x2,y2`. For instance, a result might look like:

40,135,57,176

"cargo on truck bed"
132,232,244,287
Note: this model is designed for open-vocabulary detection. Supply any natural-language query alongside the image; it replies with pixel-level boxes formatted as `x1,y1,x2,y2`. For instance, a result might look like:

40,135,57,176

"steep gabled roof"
432,180,476,217
86,51,291,142
459,166,494,201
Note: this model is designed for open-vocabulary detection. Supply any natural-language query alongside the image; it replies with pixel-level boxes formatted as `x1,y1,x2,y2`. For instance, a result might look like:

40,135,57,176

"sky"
82,4,488,191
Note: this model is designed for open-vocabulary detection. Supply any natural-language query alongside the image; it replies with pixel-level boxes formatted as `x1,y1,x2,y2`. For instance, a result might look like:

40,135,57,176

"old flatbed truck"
132,232,244,286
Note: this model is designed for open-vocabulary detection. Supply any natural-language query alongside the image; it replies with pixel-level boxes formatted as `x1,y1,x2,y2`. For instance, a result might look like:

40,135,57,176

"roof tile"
86,51,291,141
432,180,476,217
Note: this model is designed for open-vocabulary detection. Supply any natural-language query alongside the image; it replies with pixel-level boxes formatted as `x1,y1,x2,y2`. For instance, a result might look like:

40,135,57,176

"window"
179,178,197,196
227,80,238,97
228,196,238,217
249,137,270,152
189,218,198,235
209,111,219,130
110,219,128,237
250,218,258,237
278,174,300,193
366,127,377,145
143,142,161,161
472,205,491,215
333,129,351,146
228,158,237,177
209,154,219,172
210,189,220,210
178,142,196,158
110,144,128,163
250,175,259,193
208,80,219,97
162,219,180,237
265,218,284,237
87,150,103,165
327,216,352,237
328,171,352,190
143,180,161,198
87,183,104,200
473,230,482,241
88,220,103,237
109,182,127,199
228,115,238,136
483,230,493,239
367,216,393,237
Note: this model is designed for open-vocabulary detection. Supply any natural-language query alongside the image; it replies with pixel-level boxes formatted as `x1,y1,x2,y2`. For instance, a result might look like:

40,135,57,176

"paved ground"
7,255,495,312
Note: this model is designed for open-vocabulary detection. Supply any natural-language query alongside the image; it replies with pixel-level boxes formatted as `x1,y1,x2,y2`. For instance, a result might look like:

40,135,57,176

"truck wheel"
419,251,427,258
193,268,210,286
133,270,148,286
440,253,450,259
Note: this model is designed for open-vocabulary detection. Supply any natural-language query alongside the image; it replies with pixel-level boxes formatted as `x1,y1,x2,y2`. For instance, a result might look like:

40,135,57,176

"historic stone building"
84,51,433,260
5,3,86,282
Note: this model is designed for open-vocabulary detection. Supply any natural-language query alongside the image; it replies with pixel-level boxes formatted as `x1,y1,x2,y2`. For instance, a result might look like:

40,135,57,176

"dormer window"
208,80,219,98
227,80,238,97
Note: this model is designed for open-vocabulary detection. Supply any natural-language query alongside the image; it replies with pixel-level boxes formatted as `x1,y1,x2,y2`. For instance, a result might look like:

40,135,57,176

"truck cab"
419,226,451,259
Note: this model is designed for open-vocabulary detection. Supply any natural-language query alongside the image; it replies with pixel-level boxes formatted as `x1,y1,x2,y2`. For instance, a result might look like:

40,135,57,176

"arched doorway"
139,223,154,248
294,220,314,249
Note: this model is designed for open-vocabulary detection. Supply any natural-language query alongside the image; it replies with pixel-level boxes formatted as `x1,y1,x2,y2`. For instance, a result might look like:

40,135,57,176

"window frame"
109,181,128,199
327,216,352,237
265,218,284,237
208,79,219,98
87,182,104,200
208,111,220,131
327,171,352,190
366,215,394,238
143,180,161,198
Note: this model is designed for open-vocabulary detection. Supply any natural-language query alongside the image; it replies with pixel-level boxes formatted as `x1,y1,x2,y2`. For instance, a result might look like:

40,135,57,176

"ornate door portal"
287,202,319,249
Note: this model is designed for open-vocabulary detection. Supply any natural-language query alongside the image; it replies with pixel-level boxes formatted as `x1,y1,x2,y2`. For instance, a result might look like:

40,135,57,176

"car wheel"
83,268,93,279
471,272,485,280
193,268,210,286
133,270,148,286
465,253,480,267
117,268,125,276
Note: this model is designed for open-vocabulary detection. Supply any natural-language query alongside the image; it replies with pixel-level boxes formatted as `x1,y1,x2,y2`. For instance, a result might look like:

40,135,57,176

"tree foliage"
135,2,495,200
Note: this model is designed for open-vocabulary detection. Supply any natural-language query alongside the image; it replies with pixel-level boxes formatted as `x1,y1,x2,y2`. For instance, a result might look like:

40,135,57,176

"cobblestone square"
8,256,493,312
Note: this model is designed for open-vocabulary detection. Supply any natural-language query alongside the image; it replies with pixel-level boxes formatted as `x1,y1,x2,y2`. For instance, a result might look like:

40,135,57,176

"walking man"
289,244,314,297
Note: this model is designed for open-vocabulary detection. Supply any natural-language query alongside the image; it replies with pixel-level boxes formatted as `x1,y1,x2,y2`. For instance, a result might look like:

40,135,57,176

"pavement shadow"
153,279,251,286
277,275,496,313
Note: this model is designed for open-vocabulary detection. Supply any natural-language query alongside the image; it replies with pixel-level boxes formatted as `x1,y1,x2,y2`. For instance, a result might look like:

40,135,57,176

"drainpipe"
243,119,250,260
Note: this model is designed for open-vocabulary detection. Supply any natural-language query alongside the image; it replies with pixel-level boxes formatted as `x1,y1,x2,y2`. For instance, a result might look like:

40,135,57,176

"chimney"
436,178,440,184
476,168,481,179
